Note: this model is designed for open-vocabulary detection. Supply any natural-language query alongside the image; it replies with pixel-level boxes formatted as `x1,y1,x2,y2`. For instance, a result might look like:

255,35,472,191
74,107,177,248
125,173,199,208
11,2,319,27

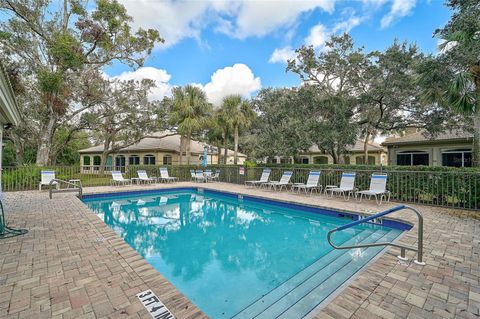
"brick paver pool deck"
1,182,479,319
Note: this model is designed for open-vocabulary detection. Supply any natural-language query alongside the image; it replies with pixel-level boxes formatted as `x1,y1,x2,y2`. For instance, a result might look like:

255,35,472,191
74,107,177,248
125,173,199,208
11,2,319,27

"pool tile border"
82,186,412,231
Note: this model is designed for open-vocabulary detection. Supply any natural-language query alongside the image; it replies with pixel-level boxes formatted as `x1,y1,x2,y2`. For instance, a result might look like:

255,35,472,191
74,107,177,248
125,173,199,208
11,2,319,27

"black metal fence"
3,165,480,210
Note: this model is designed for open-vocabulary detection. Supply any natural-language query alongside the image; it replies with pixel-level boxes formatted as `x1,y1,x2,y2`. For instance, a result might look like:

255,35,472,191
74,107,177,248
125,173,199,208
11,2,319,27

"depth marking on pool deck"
136,289,175,319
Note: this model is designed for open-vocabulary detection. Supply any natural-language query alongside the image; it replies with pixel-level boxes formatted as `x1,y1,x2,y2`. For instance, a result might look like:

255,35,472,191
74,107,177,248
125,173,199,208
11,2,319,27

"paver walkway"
1,182,479,319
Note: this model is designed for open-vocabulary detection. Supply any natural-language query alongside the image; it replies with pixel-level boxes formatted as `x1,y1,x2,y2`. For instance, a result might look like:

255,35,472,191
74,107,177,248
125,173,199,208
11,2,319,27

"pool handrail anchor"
327,205,425,265
49,179,83,199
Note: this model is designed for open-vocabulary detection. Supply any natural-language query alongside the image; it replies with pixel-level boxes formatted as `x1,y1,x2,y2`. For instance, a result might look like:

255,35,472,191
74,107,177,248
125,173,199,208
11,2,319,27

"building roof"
0,61,20,125
382,129,472,146
79,132,247,157
305,139,386,154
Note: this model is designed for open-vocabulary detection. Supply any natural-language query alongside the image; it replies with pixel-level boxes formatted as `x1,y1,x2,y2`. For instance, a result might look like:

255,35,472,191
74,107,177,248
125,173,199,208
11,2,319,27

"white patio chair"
357,173,390,205
137,170,156,184
39,170,59,191
262,171,293,191
210,170,220,182
194,170,206,183
245,169,271,187
111,171,131,186
325,172,357,200
204,169,213,182
291,171,322,194
159,167,178,183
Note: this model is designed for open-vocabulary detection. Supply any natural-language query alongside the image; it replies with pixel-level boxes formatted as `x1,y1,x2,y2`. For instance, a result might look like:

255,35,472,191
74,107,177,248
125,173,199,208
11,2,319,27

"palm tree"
206,111,225,164
441,29,480,163
168,85,212,165
215,105,231,164
221,95,255,164
418,1,480,165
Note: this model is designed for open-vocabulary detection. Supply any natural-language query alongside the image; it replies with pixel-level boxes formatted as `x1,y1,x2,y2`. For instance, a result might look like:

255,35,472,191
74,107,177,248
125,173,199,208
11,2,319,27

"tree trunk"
233,125,239,165
179,135,184,165
473,114,480,167
36,115,57,166
15,145,24,166
100,151,109,175
186,132,191,165
364,130,371,164
10,133,24,166
223,137,228,164
99,139,111,175
330,148,338,164
217,143,221,164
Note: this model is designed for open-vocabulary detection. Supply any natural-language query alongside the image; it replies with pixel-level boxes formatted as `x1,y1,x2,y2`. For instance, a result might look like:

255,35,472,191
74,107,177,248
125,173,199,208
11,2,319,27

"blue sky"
106,0,452,105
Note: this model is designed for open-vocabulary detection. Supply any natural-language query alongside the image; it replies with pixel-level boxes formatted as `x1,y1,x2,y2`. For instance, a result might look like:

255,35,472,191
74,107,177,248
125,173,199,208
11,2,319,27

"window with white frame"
442,149,472,167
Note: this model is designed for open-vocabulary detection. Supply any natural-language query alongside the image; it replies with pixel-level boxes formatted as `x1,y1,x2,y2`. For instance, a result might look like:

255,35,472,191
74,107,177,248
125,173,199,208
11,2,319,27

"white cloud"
218,0,336,39
332,16,362,33
113,67,173,101
107,64,260,106
380,0,416,29
118,0,336,48
305,24,329,49
269,46,296,64
201,64,261,106
269,13,363,64
118,0,210,48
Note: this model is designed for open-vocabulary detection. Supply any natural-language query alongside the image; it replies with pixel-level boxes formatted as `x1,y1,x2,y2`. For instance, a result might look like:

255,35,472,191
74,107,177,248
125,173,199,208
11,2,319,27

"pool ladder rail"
327,205,425,265
49,179,83,199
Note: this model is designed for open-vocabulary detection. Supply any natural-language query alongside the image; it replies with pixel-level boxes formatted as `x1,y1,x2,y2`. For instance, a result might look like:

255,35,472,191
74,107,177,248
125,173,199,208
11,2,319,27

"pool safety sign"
137,289,175,319
239,167,245,175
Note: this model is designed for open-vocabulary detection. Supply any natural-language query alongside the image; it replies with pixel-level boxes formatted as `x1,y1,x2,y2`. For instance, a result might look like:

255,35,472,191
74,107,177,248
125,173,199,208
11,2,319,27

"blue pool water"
82,188,406,319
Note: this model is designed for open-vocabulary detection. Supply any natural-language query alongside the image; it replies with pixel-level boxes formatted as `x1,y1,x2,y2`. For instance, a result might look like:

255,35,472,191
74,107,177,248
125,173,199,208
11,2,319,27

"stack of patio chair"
137,170,157,184
324,172,357,200
159,167,178,183
111,171,131,186
291,171,322,194
245,169,271,187
356,173,390,205
261,171,293,191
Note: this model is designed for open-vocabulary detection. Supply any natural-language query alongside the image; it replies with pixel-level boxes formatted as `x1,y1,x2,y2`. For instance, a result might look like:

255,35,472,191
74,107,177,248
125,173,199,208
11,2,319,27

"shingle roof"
382,129,472,146
305,139,385,153
79,132,247,157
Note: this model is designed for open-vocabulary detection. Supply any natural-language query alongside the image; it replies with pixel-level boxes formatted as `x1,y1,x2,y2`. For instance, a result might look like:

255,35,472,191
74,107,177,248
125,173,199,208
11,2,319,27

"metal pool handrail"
327,205,425,265
49,179,83,199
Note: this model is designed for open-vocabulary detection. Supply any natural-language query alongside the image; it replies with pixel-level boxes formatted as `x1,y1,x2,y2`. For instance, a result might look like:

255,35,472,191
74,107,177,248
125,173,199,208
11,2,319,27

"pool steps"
233,228,399,319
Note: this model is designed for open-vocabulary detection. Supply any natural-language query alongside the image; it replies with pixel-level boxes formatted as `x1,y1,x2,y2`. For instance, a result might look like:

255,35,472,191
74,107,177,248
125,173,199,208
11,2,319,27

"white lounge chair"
159,167,178,183
291,171,322,194
137,170,156,184
111,171,131,186
357,173,390,205
245,169,271,187
190,169,196,181
39,170,59,191
325,172,357,200
262,171,293,191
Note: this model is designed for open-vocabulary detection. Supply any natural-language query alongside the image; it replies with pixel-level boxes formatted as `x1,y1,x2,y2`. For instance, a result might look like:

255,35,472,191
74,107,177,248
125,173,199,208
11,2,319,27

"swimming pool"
82,188,409,319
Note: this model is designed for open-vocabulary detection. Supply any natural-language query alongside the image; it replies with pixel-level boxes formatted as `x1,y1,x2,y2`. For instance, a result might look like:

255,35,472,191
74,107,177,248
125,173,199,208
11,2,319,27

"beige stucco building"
78,132,247,173
269,140,387,165
382,130,473,167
